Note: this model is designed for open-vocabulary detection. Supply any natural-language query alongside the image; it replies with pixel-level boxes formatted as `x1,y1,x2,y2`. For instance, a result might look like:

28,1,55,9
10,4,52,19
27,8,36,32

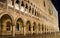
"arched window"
25,4,28,9
33,22,36,31
21,1,24,6
35,10,36,16
36,11,38,16
32,8,34,15
44,1,45,7
26,21,31,31
29,6,31,12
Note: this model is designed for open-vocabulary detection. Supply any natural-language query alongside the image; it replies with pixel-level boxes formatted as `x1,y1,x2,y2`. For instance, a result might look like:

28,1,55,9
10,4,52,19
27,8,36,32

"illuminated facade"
0,0,59,37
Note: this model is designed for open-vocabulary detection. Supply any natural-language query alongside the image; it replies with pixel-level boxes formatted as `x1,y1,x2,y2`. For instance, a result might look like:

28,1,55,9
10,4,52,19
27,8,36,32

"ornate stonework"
0,0,59,37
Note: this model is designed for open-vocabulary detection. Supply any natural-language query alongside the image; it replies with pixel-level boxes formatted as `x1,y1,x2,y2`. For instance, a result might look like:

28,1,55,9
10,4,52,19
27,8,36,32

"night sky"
51,0,60,30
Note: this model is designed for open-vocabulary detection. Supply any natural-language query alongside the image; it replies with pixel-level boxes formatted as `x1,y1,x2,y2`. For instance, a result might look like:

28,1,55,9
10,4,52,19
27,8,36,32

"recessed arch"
16,18,23,24
29,6,31,12
33,22,36,31
26,21,31,34
1,14,12,21
21,1,24,7
0,14,13,35
25,3,28,9
32,8,34,15
16,18,24,34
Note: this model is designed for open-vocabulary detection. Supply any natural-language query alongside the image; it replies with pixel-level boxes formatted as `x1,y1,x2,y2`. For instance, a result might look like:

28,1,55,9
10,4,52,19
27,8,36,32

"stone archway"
26,21,31,34
16,18,24,35
33,22,37,34
0,14,13,35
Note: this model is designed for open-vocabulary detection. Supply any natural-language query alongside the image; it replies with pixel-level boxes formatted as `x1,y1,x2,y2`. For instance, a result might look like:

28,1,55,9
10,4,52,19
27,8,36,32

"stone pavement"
0,33,60,38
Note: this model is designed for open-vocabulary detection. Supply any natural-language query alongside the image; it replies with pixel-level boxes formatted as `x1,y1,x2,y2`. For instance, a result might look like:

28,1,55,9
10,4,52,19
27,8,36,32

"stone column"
31,23,33,35
49,26,51,34
24,22,26,36
3,23,6,35
33,9,35,15
31,7,32,14
40,25,42,34
43,25,45,33
12,25,15,37
45,25,47,34
36,23,38,34
12,20,16,37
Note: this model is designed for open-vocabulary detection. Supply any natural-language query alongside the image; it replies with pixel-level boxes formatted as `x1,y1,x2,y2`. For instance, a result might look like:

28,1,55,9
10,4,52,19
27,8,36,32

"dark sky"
51,0,60,30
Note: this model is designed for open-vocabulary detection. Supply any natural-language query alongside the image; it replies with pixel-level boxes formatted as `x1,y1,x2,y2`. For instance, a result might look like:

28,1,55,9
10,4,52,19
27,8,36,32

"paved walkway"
0,33,60,38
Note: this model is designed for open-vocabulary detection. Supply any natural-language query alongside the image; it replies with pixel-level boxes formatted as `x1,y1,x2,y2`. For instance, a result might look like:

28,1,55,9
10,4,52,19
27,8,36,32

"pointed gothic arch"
0,14,13,35
26,21,31,34
16,18,24,34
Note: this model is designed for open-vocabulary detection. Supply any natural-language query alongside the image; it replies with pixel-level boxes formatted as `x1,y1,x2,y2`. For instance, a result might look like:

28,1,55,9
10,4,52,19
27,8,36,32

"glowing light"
21,7,25,12
15,4,19,10
8,3,25,12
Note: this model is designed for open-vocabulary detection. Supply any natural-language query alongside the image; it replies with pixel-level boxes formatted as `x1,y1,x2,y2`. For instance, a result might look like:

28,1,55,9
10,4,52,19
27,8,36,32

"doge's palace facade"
0,0,59,37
